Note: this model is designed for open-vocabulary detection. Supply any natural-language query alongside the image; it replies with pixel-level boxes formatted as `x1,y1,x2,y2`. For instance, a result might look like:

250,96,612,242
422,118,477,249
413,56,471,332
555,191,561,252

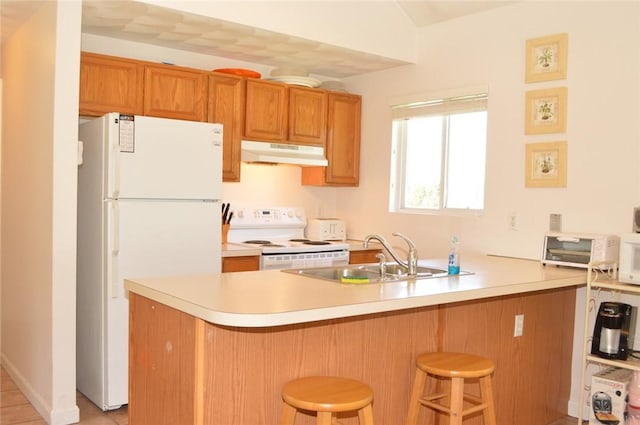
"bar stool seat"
405,352,496,425
279,376,374,425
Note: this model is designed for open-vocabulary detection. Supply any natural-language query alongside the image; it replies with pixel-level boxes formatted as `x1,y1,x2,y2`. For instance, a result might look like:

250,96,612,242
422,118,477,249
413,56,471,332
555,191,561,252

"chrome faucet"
375,252,387,278
363,233,418,276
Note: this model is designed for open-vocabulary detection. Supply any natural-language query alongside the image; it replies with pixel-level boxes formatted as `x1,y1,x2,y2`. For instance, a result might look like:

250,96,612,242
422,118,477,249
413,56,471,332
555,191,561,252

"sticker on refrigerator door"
118,115,135,153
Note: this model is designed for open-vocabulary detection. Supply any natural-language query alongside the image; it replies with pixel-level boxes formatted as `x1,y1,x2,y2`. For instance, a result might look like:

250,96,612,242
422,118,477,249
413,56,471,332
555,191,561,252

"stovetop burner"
243,240,287,248
245,238,332,247
227,208,350,266
289,238,331,245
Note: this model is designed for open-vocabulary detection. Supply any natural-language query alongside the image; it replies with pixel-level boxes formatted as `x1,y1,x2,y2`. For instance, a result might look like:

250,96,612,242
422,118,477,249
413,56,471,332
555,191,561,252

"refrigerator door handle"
112,200,120,255
110,116,121,198
110,201,120,299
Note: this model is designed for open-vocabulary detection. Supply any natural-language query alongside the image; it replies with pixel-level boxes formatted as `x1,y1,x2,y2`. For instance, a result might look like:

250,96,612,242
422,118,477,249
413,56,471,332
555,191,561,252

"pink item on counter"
630,371,640,408
628,406,640,425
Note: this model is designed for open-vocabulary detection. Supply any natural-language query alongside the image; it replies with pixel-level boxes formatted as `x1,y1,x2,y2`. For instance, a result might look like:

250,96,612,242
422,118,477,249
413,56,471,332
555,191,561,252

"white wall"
338,1,640,418
338,1,640,260
1,1,81,424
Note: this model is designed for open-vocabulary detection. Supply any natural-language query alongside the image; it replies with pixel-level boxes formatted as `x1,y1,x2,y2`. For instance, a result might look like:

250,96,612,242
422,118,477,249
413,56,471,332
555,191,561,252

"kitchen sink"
282,266,389,283
281,263,470,284
362,263,448,277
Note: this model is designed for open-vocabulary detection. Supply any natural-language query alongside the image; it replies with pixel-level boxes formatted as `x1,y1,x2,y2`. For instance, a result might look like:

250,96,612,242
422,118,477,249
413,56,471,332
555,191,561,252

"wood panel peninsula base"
127,256,581,425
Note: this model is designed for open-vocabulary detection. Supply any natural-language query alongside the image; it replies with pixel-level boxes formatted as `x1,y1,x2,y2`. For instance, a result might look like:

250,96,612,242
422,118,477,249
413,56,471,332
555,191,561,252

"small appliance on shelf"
591,301,636,360
541,232,620,269
590,368,632,425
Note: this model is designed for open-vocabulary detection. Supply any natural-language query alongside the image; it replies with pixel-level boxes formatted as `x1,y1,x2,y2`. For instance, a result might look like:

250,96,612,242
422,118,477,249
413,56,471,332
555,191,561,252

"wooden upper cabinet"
302,92,361,186
79,52,144,117
288,87,327,146
208,73,246,182
143,64,208,122
244,79,288,142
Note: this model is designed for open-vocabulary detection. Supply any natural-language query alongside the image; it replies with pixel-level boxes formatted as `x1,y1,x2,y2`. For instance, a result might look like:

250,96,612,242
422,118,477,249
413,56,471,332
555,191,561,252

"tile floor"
2,364,587,425
1,367,127,425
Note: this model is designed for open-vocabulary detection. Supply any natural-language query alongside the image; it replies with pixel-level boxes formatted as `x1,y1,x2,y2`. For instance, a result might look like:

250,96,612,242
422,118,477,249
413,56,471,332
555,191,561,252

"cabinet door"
79,52,144,117
288,87,327,146
349,249,383,264
144,65,208,122
222,256,260,273
209,73,245,182
302,93,361,186
244,79,288,142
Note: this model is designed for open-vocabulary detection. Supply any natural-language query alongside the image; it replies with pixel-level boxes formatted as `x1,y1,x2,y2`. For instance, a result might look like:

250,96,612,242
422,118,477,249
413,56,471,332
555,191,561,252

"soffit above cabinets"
79,1,410,78
1,1,518,78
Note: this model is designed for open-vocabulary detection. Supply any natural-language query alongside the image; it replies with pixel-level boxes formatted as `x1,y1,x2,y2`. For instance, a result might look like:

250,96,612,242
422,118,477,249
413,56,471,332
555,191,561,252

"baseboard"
1,353,79,425
567,398,589,421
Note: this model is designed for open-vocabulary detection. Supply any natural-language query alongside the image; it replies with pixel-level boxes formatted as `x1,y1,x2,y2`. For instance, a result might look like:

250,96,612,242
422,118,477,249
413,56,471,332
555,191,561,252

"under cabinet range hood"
241,140,328,166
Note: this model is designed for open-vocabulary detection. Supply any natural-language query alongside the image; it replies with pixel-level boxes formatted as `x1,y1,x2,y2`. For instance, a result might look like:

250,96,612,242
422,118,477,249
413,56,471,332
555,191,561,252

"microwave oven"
619,233,640,284
541,232,620,268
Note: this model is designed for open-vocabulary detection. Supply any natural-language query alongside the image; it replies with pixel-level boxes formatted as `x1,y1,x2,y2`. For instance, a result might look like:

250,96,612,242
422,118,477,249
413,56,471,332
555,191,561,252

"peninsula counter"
125,255,585,425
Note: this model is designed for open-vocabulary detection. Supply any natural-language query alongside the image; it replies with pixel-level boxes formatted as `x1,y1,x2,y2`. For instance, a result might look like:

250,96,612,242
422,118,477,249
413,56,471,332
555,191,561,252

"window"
389,89,488,214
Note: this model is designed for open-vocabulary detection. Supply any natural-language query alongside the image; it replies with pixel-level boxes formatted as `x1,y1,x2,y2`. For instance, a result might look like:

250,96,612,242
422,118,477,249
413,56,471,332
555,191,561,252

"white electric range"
227,207,350,270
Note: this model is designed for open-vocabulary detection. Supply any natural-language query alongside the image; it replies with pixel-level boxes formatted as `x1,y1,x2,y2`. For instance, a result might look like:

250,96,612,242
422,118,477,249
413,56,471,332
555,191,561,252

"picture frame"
525,141,567,188
525,33,568,83
524,87,567,135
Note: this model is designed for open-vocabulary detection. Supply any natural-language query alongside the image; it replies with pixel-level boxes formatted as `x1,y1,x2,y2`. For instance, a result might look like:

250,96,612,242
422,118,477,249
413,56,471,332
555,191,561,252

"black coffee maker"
591,302,636,360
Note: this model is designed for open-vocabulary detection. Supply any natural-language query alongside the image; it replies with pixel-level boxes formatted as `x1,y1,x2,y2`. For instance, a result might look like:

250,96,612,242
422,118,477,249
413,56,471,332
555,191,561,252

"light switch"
514,314,524,337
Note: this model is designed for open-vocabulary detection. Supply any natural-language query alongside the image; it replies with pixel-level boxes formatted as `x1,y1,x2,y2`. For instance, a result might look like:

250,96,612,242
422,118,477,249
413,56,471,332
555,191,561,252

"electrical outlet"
550,213,562,232
514,314,524,337
509,212,518,231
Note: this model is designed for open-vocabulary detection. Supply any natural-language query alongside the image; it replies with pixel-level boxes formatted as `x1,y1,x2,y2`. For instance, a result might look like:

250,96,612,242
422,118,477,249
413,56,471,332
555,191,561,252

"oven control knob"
237,210,244,218
287,210,294,218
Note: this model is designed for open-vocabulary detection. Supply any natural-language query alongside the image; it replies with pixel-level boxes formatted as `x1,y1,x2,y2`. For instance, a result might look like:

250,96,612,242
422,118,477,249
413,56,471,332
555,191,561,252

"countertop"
125,254,586,328
221,242,261,257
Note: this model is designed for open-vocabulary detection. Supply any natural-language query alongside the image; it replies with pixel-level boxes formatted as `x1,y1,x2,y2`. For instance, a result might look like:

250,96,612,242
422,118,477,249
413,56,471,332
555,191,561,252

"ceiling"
397,0,517,26
1,1,516,78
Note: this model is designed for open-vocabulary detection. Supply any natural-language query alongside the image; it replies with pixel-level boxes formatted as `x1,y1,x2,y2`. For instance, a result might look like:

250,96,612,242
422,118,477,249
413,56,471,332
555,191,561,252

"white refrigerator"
77,113,223,410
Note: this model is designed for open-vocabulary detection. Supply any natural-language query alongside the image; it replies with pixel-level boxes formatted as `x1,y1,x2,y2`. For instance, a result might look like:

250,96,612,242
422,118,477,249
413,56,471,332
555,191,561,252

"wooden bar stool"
405,352,496,425
279,376,375,425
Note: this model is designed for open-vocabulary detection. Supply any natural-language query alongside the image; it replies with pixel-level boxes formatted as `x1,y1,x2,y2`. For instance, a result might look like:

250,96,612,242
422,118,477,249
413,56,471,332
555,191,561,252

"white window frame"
388,86,488,216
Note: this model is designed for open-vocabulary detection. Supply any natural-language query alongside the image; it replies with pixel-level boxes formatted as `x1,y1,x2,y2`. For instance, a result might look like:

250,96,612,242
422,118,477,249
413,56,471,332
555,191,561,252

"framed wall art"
525,33,568,83
524,87,567,135
525,141,567,188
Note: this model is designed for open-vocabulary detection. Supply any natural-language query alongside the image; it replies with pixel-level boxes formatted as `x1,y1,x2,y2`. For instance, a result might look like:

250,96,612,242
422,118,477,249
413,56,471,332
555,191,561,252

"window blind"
391,93,488,119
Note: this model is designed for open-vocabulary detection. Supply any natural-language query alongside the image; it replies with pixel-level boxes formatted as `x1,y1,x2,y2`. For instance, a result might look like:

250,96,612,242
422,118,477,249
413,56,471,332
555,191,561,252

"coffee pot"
591,302,636,360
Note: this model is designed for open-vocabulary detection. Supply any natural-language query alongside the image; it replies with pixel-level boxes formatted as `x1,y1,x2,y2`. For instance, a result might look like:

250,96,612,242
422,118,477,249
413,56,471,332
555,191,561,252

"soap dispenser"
448,236,460,275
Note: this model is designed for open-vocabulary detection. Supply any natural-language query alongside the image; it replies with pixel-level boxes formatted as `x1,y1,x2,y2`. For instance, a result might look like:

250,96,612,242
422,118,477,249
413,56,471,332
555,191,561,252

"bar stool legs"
405,352,496,425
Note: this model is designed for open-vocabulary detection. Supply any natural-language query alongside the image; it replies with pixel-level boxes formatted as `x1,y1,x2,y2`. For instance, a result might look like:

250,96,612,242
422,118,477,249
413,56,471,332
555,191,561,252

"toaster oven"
541,232,620,268
306,218,346,241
